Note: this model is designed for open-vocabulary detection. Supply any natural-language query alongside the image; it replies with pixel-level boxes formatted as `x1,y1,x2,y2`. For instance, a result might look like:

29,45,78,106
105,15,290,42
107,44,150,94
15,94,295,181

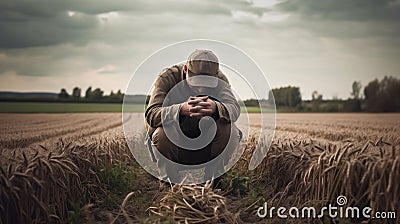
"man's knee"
151,127,165,145
215,121,239,142
151,127,178,161
211,121,240,158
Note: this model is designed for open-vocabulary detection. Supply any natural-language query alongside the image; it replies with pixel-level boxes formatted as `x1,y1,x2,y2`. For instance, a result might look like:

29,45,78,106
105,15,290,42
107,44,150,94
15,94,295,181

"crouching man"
145,49,241,186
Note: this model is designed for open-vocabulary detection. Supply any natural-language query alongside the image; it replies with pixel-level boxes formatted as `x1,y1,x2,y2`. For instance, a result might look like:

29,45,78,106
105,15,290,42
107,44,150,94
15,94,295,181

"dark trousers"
151,119,240,183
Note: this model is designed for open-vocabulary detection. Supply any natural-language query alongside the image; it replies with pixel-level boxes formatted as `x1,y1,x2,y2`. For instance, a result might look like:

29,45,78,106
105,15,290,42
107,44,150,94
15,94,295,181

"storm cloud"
0,0,263,48
0,0,399,99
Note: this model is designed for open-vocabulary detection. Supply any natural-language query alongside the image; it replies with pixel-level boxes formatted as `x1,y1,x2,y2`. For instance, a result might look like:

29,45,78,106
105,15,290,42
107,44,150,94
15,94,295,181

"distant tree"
311,91,322,111
344,99,361,112
312,91,322,101
351,81,362,100
243,99,259,107
272,86,302,107
288,87,302,107
58,88,69,99
344,81,362,112
91,88,104,99
116,90,122,96
364,79,380,112
117,90,123,102
108,89,124,102
364,76,400,112
72,87,81,99
268,90,274,104
85,87,92,99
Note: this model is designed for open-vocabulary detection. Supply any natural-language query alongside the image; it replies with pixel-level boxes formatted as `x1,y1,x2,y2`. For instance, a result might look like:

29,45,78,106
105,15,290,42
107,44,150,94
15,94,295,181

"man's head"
184,50,219,92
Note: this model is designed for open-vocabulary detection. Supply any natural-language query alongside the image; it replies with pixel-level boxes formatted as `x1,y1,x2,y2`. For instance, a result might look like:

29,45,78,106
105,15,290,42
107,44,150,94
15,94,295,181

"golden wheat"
0,113,399,223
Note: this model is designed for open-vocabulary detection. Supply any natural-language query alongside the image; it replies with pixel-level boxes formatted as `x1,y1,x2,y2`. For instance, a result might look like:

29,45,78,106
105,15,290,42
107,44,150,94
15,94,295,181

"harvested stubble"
148,182,241,224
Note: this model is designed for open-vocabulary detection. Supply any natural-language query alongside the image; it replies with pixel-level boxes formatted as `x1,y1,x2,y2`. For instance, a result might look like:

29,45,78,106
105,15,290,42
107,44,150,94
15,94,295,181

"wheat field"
0,113,399,223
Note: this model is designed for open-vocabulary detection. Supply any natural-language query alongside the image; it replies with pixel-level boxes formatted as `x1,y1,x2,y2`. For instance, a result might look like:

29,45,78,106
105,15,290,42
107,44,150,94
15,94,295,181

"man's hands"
180,96,216,119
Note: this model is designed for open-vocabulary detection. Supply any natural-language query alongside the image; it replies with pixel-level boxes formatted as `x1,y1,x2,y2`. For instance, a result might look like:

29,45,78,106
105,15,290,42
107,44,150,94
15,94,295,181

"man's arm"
145,73,181,128
145,69,240,127
214,74,241,123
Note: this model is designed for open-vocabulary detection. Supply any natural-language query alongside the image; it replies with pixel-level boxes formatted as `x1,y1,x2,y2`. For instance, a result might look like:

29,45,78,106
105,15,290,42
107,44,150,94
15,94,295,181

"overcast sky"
0,0,399,100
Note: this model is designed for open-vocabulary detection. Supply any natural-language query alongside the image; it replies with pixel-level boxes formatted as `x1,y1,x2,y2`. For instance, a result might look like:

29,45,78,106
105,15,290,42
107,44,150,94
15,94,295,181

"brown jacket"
145,64,240,135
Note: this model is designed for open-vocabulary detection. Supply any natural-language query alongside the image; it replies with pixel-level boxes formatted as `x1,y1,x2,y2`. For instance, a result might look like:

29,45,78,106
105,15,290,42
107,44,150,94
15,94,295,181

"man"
145,49,241,185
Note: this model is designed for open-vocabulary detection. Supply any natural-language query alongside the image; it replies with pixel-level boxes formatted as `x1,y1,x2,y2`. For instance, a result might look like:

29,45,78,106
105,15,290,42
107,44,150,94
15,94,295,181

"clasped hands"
180,96,217,119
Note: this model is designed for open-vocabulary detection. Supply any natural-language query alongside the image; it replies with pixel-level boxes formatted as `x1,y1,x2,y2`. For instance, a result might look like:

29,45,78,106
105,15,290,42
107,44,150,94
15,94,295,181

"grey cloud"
0,0,264,48
0,0,134,19
1,0,398,102
0,42,136,77
0,0,254,18
0,3,247,79
0,45,87,77
0,11,99,48
279,16,400,39
263,0,400,39
277,0,400,21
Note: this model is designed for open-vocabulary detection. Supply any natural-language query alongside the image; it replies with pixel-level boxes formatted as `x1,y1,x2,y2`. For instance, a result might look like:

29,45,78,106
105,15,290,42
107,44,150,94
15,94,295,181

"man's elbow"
145,110,160,128
232,111,240,123
145,117,160,129
231,103,241,122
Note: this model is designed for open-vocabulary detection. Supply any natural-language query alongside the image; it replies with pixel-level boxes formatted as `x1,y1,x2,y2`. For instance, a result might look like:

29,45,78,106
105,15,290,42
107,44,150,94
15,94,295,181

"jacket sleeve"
214,74,240,123
145,73,181,128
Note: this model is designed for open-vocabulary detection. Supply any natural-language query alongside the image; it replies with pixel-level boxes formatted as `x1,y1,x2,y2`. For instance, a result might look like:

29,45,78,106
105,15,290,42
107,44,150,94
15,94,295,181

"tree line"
38,76,400,112
58,86,124,103
363,76,400,112
243,76,400,112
